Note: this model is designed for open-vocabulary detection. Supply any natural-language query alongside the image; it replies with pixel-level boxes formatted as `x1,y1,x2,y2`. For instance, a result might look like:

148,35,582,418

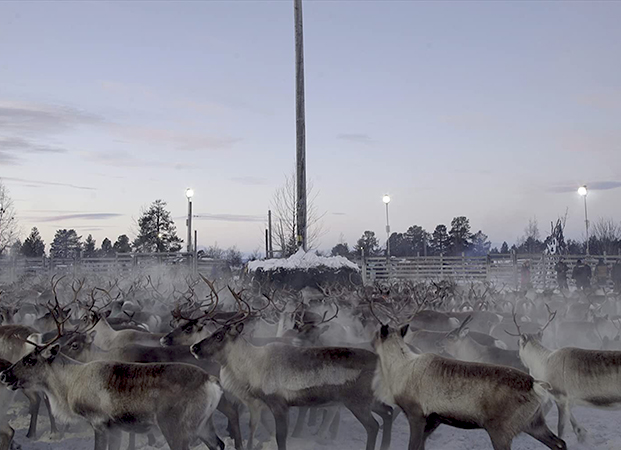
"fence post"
511,249,518,289
360,248,367,286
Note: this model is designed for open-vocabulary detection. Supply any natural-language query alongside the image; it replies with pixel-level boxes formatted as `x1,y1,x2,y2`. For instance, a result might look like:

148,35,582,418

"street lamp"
185,188,194,253
383,194,391,258
578,185,589,255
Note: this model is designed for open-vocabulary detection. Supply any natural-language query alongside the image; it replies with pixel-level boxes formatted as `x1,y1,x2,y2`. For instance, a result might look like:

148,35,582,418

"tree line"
331,216,621,258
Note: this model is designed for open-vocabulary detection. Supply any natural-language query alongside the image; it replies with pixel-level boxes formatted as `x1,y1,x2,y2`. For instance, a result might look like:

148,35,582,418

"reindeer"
61,330,243,450
0,325,58,440
440,316,528,372
0,321,225,450
510,305,621,443
372,321,566,450
0,358,16,450
190,288,394,450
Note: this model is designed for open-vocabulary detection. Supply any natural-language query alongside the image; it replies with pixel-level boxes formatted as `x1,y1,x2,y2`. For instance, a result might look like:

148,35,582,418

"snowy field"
7,397,621,450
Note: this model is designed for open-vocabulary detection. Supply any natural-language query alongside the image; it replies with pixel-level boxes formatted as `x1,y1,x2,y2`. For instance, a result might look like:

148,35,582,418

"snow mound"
247,249,359,273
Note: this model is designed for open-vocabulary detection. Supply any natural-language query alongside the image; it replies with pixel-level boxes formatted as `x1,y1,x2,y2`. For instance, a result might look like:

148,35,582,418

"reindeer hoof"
575,427,587,443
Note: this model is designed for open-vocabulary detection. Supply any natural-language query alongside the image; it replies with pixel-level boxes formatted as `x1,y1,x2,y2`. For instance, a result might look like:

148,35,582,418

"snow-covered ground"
8,397,621,450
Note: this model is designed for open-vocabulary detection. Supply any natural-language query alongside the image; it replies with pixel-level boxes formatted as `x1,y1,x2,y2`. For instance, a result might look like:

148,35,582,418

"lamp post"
185,188,194,253
578,185,589,255
383,195,391,258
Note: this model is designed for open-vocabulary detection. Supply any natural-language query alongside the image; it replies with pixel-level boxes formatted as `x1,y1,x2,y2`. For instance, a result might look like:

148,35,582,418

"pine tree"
331,242,350,257
356,231,380,257
471,230,491,256
500,242,509,254
133,200,182,253
83,235,97,258
404,225,430,256
430,225,450,256
21,227,45,257
449,216,472,255
113,235,132,253
100,238,114,257
50,229,82,259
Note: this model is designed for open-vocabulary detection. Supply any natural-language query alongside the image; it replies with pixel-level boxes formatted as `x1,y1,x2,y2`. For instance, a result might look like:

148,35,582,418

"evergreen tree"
404,225,430,256
113,235,132,253
100,238,114,257
356,231,380,257
500,241,509,254
331,242,350,257
50,229,82,259
133,200,182,252
83,234,97,258
449,216,472,255
21,227,45,257
430,224,450,256
471,230,491,256
388,232,410,257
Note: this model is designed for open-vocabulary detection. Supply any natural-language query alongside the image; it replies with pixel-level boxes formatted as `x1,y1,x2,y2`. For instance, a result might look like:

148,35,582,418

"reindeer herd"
0,272,620,450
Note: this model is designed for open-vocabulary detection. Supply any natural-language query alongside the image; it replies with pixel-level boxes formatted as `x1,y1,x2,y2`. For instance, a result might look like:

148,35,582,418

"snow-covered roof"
247,249,360,272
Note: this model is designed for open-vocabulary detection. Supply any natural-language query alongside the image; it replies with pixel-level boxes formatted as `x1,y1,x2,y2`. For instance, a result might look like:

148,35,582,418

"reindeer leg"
198,418,224,450
108,428,122,450
266,402,289,450
344,402,379,450
524,410,567,450
291,408,307,438
372,403,393,450
216,396,242,450
404,411,425,450
247,401,264,450
0,424,15,450
43,395,59,438
24,391,41,439
556,401,570,439
93,428,108,450
126,432,135,450
328,409,341,440
307,408,318,427
568,409,587,443
487,431,512,450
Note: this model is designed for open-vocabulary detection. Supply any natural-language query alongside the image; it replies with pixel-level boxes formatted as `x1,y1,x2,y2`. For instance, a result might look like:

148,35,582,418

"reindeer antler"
541,303,557,332
505,305,523,337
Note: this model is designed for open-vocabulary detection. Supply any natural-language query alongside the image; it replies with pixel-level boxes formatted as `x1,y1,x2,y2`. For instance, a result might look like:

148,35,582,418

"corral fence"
360,253,621,290
0,253,230,283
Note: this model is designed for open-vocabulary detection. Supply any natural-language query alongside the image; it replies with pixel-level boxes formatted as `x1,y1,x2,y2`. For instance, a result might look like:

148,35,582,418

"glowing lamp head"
577,186,587,197
382,194,391,204
185,188,194,199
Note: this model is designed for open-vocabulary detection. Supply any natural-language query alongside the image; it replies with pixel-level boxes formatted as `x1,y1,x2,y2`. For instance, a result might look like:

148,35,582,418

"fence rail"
361,254,621,289
0,253,229,283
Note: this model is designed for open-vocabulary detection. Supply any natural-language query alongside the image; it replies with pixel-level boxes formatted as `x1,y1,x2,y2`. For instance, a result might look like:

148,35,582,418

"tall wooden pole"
294,0,307,251
268,210,273,258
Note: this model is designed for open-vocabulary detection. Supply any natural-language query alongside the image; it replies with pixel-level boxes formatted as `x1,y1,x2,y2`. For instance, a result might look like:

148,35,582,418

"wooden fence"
0,253,229,283
361,254,621,289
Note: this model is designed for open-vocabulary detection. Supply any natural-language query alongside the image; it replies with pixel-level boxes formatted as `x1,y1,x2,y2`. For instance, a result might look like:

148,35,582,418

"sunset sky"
1,1,620,253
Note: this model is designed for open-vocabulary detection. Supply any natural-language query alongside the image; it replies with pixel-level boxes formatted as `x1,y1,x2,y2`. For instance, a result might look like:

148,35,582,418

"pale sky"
1,1,620,253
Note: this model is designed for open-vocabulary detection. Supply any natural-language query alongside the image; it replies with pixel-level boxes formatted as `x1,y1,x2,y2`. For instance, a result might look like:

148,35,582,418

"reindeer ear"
536,330,544,340
380,324,389,340
42,344,60,362
400,324,410,338
234,323,244,335
86,330,97,344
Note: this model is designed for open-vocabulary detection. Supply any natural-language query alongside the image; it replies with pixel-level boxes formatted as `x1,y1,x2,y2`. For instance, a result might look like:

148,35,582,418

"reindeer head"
0,344,61,391
506,304,556,352
439,315,473,357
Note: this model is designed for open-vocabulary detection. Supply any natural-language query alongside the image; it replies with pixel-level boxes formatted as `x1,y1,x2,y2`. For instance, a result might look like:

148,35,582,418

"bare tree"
270,172,325,257
0,180,19,255
592,217,621,254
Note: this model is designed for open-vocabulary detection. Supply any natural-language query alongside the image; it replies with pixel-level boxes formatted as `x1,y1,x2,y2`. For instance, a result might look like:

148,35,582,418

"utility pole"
268,210,274,258
294,0,307,251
